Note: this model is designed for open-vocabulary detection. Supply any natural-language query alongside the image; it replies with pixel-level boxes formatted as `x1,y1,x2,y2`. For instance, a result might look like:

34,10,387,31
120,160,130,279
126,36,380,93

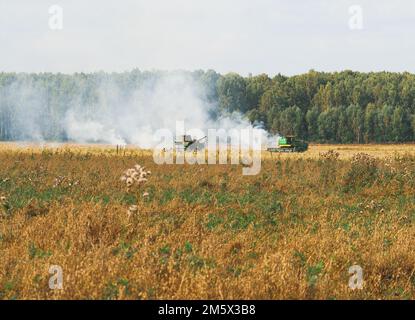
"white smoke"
64,110,126,145
63,72,270,148
0,71,274,148
0,77,49,142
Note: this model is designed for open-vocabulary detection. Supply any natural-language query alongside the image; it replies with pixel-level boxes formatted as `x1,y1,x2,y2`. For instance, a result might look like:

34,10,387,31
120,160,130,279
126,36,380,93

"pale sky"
0,0,414,75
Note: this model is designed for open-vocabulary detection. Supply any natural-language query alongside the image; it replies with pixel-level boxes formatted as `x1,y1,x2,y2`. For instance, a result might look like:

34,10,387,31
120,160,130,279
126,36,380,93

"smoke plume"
0,71,271,148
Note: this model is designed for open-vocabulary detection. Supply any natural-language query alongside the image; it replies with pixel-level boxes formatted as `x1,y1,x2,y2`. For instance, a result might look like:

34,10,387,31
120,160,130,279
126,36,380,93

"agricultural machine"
174,135,207,151
267,135,308,153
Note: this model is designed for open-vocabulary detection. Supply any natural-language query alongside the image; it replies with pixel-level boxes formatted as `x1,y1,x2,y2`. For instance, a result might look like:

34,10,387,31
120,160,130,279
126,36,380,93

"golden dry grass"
0,143,414,300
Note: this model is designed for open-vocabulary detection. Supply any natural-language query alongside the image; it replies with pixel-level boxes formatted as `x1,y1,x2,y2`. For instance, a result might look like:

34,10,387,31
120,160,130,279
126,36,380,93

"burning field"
0,143,414,299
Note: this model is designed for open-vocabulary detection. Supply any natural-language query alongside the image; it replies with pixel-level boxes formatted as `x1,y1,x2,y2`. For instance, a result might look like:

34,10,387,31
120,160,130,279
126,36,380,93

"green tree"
245,74,272,111
337,106,354,143
346,105,364,143
305,106,320,141
412,114,415,140
392,106,412,141
318,108,340,142
277,106,304,137
217,73,247,113
259,85,289,130
378,105,394,142
364,103,378,143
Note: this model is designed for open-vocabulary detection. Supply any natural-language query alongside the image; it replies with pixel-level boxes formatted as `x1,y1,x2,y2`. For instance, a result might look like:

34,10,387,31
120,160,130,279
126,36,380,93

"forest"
0,69,415,143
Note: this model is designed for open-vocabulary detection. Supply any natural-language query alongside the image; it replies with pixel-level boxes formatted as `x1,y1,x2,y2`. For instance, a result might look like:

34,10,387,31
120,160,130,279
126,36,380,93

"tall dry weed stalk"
120,164,151,216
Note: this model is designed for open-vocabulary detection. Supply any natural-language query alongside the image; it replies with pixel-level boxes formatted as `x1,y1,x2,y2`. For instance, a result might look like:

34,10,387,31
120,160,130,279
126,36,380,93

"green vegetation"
1,70,415,143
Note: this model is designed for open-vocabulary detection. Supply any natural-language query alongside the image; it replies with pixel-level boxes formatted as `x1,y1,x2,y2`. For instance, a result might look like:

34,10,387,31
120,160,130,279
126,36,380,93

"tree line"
0,69,415,143
217,70,415,143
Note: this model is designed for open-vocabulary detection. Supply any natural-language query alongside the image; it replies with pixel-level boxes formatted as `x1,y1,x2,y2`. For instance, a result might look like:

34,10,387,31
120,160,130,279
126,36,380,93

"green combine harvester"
267,135,308,153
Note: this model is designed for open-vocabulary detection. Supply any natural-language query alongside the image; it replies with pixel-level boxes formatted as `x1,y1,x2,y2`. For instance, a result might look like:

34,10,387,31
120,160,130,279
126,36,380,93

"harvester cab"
267,135,308,153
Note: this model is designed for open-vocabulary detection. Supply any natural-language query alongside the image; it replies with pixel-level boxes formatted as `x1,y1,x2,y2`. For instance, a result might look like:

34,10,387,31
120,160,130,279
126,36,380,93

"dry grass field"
0,143,414,300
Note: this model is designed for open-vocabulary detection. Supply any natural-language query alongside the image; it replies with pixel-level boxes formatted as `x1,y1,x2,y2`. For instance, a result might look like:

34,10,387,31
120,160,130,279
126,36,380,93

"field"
0,143,415,300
